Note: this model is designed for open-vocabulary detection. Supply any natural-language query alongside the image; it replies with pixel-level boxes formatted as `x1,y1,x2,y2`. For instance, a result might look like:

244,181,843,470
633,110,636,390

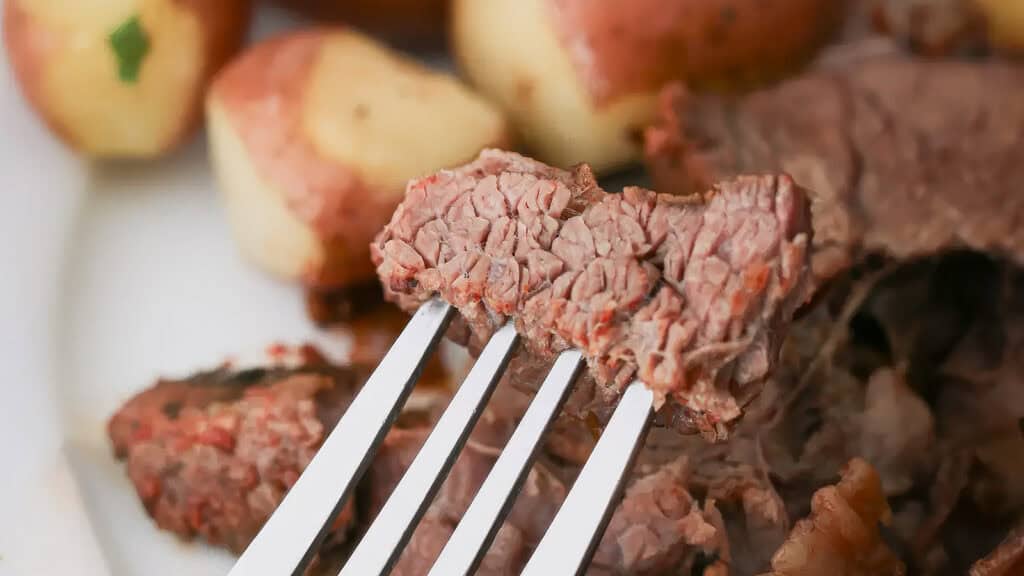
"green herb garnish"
108,15,150,83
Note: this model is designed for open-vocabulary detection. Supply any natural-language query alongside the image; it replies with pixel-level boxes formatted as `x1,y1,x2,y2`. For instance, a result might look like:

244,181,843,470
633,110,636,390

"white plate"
0,5,378,575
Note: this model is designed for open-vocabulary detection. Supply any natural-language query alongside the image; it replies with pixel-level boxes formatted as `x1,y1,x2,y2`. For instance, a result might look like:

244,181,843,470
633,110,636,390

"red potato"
452,0,841,174
206,28,510,289
3,0,250,158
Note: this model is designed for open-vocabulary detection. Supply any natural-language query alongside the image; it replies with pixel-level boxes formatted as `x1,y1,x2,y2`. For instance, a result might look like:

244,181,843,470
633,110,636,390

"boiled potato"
273,0,448,47
452,0,840,173
206,29,510,288
3,0,250,158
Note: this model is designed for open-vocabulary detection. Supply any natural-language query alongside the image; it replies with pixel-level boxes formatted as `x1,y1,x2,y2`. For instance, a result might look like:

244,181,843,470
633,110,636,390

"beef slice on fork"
372,149,813,440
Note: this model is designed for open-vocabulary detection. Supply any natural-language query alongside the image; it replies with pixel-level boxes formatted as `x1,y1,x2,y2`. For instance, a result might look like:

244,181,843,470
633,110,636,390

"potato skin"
207,28,509,288
548,0,844,102
3,0,250,158
274,0,447,47
453,0,840,174
3,1,67,142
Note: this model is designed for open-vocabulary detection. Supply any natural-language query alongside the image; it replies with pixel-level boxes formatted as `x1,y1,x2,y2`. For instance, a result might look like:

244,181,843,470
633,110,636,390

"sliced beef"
766,458,906,575
107,351,366,554
644,56,1024,285
373,149,812,439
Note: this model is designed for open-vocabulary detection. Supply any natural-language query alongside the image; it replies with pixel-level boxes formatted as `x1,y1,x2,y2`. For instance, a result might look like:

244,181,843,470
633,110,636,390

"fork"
228,298,656,576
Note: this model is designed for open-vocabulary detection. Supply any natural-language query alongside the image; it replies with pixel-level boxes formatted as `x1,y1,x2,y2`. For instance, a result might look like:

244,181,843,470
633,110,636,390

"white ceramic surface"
0,5,365,575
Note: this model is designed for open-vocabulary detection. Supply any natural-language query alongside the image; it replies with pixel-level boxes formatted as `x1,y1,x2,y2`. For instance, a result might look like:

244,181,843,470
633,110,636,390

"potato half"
3,0,250,158
206,28,510,288
452,0,840,173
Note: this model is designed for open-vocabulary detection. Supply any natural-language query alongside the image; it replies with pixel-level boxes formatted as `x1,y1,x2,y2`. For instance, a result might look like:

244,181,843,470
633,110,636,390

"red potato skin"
210,29,393,287
3,0,74,145
548,0,844,105
273,0,448,48
2,0,251,154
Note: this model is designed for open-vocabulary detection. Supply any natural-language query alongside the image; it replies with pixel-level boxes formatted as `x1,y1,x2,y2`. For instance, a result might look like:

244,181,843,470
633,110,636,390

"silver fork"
228,298,655,576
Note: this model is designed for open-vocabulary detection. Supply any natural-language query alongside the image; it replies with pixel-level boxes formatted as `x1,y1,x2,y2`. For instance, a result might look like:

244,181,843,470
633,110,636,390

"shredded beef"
107,352,366,554
766,458,905,575
372,149,812,439
110,248,1024,575
751,253,1024,575
644,56,1024,285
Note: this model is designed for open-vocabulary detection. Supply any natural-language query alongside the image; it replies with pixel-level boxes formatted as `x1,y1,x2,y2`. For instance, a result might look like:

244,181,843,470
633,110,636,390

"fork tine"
521,380,655,576
339,323,520,576
428,349,586,576
228,299,454,576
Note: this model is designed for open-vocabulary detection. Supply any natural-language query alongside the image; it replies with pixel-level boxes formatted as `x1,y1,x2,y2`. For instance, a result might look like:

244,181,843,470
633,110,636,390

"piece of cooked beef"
766,458,905,575
372,149,812,440
107,349,366,554
644,56,1024,285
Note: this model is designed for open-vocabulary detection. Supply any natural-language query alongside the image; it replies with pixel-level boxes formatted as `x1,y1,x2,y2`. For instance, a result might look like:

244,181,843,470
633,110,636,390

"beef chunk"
766,458,905,575
644,56,1024,285
373,149,812,439
107,350,366,554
